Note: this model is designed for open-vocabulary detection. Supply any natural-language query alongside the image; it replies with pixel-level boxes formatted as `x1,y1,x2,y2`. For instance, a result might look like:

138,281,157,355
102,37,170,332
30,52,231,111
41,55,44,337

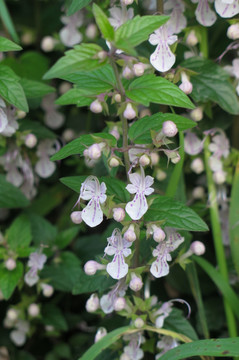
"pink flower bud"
134,317,144,328
192,186,205,199
97,51,107,60
84,260,104,276
86,294,100,313
114,93,122,103
190,241,205,256
124,225,136,242
227,24,239,40
213,170,226,184
5,258,16,271
109,157,120,167
186,30,198,46
191,158,204,174
162,121,178,137
41,284,54,297
123,103,136,120
133,63,145,77
28,303,40,317
41,36,55,52
16,110,26,119
90,99,103,113
70,211,82,224
171,152,181,164
59,82,71,95
25,134,37,148
156,169,167,181
113,208,125,222
110,127,120,140
62,129,75,142
139,154,150,166
150,152,159,165
7,309,18,322
140,108,151,118
153,226,166,242
94,327,107,343
122,66,134,79
179,73,193,95
190,107,203,122
114,297,126,311
129,274,143,292
88,144,102,160
86,23,98,39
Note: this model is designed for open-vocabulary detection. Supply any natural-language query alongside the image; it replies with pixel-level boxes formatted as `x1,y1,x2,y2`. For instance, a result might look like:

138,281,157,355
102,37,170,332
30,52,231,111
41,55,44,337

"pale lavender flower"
191,0,217,26
215,0,239,17
24,252,47,287
0,104,19,137
35,139,59,178
100,280,127,314
60,11,83,47
154,301,173,328
122,333,145,360
149,25,178,72
76,176,107,227
125,166,154,220
150,228,184,278
165,0,187,35
109,6,134,30
184,131,205,155
42,93,65,129
20,159,37,200
104,228,132,280
156,336,179,359
208,131,230,159
0,147,23,187
10,320,29,347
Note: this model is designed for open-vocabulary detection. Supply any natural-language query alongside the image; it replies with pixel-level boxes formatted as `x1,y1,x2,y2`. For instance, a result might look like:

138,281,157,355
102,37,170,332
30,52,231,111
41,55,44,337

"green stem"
0,0,19,42
199,27,208,58
186,263,210,339
204,136,237,338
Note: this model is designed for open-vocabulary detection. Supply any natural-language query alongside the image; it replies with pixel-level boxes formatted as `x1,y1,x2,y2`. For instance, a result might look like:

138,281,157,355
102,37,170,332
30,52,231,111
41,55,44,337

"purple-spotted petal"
126,184,138,194
215,0,239,17
35,158,56,178
125,193,148,220
81,198,103,227
150,256,169,278
184,132,204,155
106,254,129,279
150,43,176,73
195,0,217,26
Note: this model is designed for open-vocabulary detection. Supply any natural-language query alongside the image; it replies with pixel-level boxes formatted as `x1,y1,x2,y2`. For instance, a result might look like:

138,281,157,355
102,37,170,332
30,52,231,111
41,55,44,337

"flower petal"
107,253,129,279
196,0,217,26
125,193,148,220
150,256,169,278
150,43,176,72
215,0,239,17
81,198,103,227
0,108,8,133
35,158,56,178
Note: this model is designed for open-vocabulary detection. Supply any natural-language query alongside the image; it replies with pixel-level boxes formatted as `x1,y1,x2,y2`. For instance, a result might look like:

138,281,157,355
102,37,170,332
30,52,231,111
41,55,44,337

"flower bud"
41,283,54,297
86,23,98,39
88,144,102,160
213,170,226,184
156,169,167,181
114,93,122,103
139,154,150,166
21,31,34,45
70,211,82,224
7,309,18,322
114,297,126,311
123,103,136,120
186,30,198,46
133,63,145,77
94,327,107,343
97,51,107,60
134,317,144,328
152,226,166,242
124,225,136,242
150,152,159,165
227,23,239,40
62,128,75,142
28,303,40,317
179,72,193,95
191,158,204,174
122,66,134,79
84,260,105,276
129,273,143,292
110,127,120,140
140,108,151,118
122,0,134,4
86,294,100,313
16,110,26,119
209,157,222,172
59,82,71,94
192,186,205,199
109,157,120,167
190,241,205,256
162,121,178,137
41,36,55,52
113,208,125,222
169,152,181,164
190,107,203,122
5,258,16,271
90,99,103,113
25,134,37,148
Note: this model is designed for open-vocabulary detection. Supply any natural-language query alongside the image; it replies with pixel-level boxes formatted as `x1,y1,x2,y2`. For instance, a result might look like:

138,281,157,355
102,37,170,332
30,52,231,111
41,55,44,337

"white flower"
109,6,134,30
150,228,184,278
149,25,178,72
215,0,239,18
192,0,217,26
156,336,179,359
60,11,83,47
42,94,65,129
104,228,132,279
35,139,59,178
78,176,107,227
0,104,19,137
208,131,230,158
184,132,205,155
165,0,187,35
125,166,154,220
10,320,29,347
24,252,47,287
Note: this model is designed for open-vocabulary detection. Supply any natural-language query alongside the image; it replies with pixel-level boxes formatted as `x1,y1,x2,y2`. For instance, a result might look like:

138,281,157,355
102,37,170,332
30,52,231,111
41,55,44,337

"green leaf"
28,213,57,247
125,75,194,109
55,227,80,250
51,133,117,161
0,261,23,299
20,78,55,99
181,57,239,115
194,256,239,321
61,65,116,95
41,252,82,292
19,119,56,139
7,214,32,250
0,175,30,208
229,160,239,277
55,89,92,106
159,337,239,360
0,0,19,42
0,36,22,51
43,43,104,80
128,113,196,144
164,308,198,341
92,4,114,41
67,0,92,15
73,273,114,295
144,196,209,231
0,65,28,112
115,15,169,50
42,304,68,331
